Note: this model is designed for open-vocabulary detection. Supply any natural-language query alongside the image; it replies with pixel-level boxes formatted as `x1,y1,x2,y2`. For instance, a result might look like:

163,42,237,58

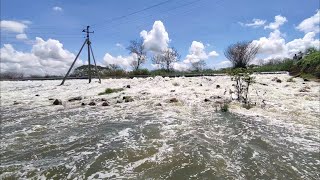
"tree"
126,39,146,71
191,60,206,72
152,47,180,72
224,41,259,68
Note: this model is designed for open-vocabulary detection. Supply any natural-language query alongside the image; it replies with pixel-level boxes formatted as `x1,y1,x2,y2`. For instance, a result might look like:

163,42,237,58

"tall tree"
224,41,259,68
126,39,146,71
191,60,206,72
152,47,180,72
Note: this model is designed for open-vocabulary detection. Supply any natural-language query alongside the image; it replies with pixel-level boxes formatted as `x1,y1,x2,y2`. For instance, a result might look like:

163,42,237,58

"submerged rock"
48,98,54,100
170,90,176,92
169,98,179,103
155,103,162,106
35,94,40,96
53,99,62,105
88,102,96,106
68,96,82,102
123,96,134,102
102,102,110,106
13,101,20,105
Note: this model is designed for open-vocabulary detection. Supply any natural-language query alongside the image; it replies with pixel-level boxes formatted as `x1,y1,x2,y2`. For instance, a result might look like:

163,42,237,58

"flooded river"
1,104,319,179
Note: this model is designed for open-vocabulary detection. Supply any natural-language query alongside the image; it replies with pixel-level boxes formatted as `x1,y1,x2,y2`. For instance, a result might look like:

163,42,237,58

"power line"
91,0,173,28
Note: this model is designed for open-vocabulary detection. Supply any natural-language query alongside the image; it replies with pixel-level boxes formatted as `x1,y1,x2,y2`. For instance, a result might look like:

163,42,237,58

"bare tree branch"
126,39,147,71
224,41,259,68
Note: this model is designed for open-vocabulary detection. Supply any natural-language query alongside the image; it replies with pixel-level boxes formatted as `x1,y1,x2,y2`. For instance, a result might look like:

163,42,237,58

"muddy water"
1,105,319,179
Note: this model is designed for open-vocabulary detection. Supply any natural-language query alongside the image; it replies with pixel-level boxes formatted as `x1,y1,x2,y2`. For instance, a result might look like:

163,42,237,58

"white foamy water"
0,75,319,179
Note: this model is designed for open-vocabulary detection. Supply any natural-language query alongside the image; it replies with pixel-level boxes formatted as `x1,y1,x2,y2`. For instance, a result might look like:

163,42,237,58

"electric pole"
60,26,101,85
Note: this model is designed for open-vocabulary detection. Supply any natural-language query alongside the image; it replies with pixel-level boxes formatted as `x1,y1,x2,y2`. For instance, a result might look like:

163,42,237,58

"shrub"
228,68,255,105
98,88,124,95
220,103,229,112
129,69,150,76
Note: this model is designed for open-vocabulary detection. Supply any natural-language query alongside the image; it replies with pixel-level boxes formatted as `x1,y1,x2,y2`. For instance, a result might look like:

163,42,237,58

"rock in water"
88,102,96,106
102,102,110,106
68,96,82,102
126,85,131,88
123,96,134,102
216,85,220,88
169,98,179,103
204,98,210,102
53,99,62,105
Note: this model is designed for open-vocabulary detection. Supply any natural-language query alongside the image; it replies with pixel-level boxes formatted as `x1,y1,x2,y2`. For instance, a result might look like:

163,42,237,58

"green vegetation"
220,103,229,112
251,48,320,80
98,88,124,95
228,68,255,107
252,59,294,72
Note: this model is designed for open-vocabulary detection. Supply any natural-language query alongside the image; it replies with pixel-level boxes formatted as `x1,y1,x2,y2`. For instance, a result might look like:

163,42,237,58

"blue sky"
1,0,319,75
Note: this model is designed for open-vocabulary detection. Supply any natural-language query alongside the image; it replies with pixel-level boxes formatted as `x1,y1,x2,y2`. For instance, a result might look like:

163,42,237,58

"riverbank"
1,74,318,123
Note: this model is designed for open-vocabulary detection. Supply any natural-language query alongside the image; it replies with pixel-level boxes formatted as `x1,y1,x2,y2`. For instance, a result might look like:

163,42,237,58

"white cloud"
239,18,266,28
296,10,320,33
103,53,136,71
140,20,170,53
208,51,219,57
173,62,189,71
264,15,287,30
16,33,28,40
0,38,82,76
252,30,286,55
286,32,320,56
0,20,28,33
183,41,219,64
212,60,232,69
115,43,124,49
252,29,319,60
53,6,63,12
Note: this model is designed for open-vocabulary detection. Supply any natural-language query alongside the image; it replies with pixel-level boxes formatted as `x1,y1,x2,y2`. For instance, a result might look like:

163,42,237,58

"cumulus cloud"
0,38,82,75
173,62,189,71
183,41,219,64
53,6,63,12
264,15,287,30
252,30,286,55
103,53,137,71
296,10,320,33
0,20,28,33
252,29,319,60
239,18,266,28
140,20,170,53
212,60,232,69
16,33,28,40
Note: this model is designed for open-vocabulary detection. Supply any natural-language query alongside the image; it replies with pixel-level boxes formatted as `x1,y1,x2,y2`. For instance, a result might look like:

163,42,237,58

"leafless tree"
126,39,146,71
152,47,180,71
191,60,206,72
224,41,259,68
0,71,24,80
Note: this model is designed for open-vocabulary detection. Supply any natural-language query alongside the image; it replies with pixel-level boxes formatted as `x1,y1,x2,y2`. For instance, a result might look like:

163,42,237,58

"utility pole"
60,26,101,85
83,26,94,83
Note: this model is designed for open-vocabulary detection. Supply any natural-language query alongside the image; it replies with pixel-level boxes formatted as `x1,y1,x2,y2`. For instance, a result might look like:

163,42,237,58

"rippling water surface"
1,104,319,179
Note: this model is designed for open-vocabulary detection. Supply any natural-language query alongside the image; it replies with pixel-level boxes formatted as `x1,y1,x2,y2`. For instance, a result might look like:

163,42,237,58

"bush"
228,68,255,105
220,103,229,112
98,88,124,95
129,69,150,76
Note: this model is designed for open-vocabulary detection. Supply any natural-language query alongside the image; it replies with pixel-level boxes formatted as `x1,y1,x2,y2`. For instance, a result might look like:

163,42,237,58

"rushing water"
1,103,319,179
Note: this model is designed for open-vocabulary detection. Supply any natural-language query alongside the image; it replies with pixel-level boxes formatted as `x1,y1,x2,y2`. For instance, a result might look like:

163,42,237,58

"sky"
1,0,319,75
